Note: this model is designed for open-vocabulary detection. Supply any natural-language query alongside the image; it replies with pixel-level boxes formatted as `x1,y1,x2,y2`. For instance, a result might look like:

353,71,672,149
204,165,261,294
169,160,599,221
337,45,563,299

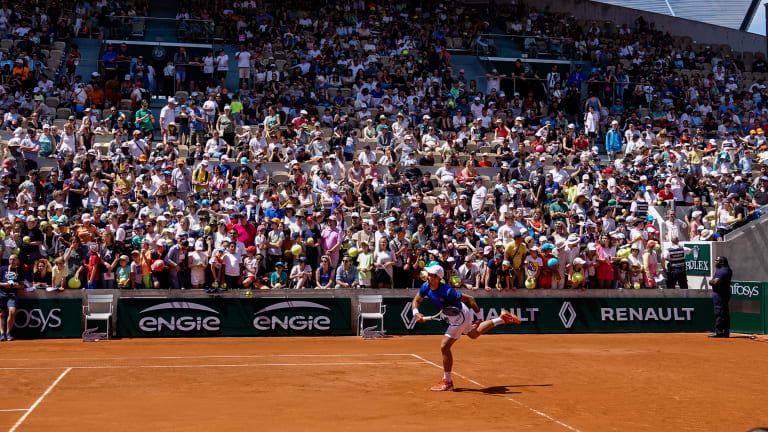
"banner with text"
384,296,715,334
14,298,82,339
117,298,352,337
729,281,766,335
683,242,713,277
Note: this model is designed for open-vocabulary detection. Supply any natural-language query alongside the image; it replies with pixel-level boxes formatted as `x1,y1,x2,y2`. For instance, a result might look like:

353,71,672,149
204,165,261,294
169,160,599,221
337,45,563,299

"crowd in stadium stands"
1,1,767,295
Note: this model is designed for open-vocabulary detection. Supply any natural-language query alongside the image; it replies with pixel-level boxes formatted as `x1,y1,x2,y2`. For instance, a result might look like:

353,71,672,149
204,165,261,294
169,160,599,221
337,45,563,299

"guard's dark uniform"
665,245,688,289
711,266,732,337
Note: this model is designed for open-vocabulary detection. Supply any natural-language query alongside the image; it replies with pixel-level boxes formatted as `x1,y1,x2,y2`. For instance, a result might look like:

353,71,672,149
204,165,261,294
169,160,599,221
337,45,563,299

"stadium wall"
713,216,768,282
513,0,766,54
18,287,765,338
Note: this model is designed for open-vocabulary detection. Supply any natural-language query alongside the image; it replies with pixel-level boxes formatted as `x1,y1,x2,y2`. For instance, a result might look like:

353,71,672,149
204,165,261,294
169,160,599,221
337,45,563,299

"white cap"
426,265,444,278
167,97,177,104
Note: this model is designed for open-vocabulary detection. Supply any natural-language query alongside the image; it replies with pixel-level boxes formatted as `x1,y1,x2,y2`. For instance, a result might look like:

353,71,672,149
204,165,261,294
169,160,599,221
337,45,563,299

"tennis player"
412,265,521,391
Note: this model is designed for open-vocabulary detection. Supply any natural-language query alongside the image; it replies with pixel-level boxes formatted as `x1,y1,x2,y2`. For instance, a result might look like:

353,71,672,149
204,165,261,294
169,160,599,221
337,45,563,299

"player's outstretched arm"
459,294,480,316
411,294,425,323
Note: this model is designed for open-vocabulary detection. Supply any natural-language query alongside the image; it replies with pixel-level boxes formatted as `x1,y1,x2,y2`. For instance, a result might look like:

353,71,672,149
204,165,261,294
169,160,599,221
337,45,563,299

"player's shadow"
454,384,552,394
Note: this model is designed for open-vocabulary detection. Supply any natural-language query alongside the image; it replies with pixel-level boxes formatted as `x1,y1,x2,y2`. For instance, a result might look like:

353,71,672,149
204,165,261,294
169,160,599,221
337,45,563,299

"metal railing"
473,33,578,60
104,16,217,44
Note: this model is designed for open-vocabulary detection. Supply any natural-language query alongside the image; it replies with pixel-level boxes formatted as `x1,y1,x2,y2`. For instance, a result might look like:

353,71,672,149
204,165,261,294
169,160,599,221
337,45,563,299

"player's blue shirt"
418,282,462,310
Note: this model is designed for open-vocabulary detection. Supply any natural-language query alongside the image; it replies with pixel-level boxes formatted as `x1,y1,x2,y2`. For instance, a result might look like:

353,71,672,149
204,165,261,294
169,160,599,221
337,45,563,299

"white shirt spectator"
159,104,176,131
235,50,251,68
215,54,229,71
471,184,487,213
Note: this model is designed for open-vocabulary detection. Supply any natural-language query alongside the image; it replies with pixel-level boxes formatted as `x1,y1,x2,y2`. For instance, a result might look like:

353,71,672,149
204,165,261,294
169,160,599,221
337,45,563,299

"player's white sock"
444,371,452,382
492,317,504,326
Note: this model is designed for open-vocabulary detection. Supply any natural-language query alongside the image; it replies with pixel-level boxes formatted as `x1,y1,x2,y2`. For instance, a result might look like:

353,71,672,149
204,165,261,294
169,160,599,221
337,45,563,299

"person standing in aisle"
708,256,732,338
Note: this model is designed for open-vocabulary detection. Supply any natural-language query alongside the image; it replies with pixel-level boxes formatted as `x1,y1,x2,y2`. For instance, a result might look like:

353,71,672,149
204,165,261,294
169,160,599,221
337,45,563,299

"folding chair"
358,295,386,337
83,294,114,340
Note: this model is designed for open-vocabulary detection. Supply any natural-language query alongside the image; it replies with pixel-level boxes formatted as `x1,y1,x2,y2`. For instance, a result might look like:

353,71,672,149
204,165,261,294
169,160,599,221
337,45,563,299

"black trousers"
713,292,730,336
666,270,688,289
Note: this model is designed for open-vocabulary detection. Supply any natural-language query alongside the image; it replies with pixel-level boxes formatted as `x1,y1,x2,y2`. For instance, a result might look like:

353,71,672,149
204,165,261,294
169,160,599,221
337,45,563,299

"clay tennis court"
0,333,765,432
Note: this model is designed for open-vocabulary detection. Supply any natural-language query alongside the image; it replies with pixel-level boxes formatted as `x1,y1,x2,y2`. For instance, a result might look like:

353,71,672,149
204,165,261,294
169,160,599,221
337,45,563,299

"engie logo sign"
119,298,353,337
138,302,221,333
253,301,332,332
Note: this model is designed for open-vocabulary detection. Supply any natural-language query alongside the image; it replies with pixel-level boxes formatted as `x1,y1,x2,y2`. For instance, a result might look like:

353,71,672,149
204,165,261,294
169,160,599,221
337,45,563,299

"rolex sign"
683,242,711,276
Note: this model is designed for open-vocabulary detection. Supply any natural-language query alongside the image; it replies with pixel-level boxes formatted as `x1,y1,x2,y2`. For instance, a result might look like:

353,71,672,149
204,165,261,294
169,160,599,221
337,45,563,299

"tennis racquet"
421,306,466,326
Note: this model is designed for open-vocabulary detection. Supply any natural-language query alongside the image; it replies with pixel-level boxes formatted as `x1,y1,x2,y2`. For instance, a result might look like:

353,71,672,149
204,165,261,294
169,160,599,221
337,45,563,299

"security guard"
708,256,733,338
662,236,690,289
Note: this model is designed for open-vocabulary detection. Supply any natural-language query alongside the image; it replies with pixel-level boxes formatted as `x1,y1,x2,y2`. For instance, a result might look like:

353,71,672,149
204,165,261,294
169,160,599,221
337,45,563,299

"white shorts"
444,303,475,340
191,269,206,285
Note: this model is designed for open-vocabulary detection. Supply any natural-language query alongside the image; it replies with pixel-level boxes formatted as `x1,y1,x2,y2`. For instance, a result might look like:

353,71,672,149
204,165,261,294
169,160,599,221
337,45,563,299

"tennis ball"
633,282,641,290
274,283,282,289
221,282,227,289
417,259,425,268
348,246,358,258
420,270,428,281
571,272,584,283
23,236,30,244
212,282,219,288
525,278,535,289
307,237,315,246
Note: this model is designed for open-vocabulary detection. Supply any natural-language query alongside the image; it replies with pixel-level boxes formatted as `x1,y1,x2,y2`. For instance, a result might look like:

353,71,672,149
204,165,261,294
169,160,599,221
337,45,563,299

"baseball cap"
426,265,444,278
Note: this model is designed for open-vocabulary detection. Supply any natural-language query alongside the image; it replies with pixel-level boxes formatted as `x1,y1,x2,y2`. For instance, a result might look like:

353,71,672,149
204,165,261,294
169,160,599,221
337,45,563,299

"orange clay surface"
0,333,766,432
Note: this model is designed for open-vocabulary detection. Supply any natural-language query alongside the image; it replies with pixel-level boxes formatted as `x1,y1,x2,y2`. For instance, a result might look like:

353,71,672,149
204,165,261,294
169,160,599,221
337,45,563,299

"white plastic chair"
83,294,114,339
358,295,386,336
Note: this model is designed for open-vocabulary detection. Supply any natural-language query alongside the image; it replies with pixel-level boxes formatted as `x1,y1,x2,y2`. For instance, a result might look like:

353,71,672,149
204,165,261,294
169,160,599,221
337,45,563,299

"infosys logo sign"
731,283,760,298
252,301,332,331
139,302,221,332
15,308,62,333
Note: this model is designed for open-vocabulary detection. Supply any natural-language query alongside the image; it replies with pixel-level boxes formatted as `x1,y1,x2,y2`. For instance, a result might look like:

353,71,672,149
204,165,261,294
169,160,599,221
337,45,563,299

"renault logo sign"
401,303,418,329
559,301,576,328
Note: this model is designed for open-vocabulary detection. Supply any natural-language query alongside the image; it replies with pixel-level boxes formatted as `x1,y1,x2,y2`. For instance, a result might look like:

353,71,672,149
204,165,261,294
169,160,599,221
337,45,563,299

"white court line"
410,354,582,432
0,361,427,371
9,367,71,432
0,353,415,362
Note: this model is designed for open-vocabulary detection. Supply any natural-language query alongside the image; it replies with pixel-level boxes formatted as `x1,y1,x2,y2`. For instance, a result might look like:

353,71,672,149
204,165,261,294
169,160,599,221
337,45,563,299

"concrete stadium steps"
451,54,488,93
72,38,102,81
